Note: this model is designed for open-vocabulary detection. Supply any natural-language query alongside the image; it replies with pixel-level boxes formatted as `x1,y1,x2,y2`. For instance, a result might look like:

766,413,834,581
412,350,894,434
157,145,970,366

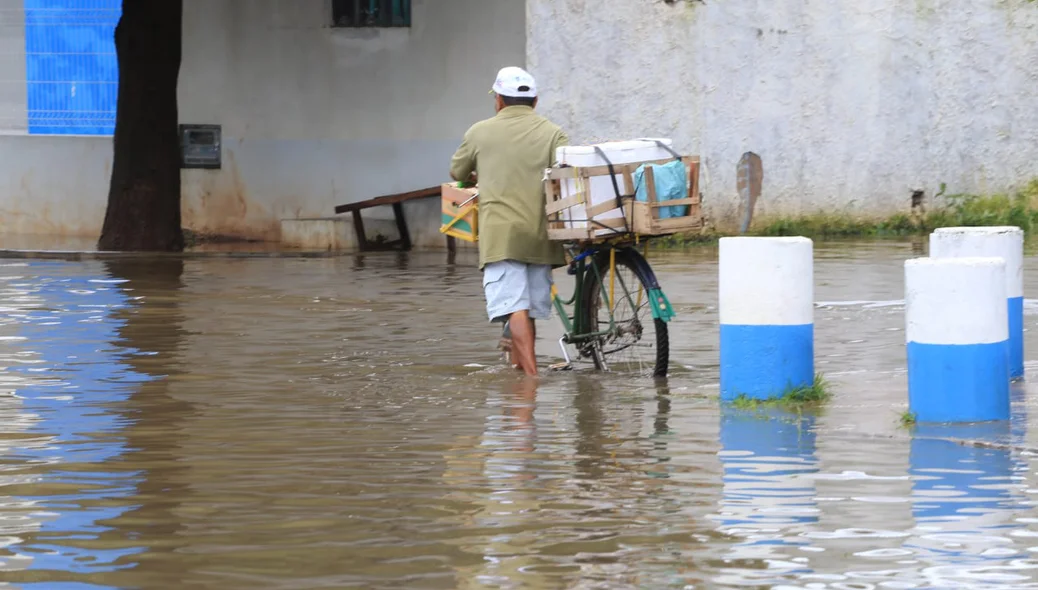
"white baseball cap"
491,66,537,98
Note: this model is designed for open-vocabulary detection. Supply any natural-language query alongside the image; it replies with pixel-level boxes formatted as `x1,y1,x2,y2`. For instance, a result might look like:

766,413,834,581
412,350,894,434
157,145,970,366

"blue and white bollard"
930,226,1025,379
905,257,1010,423
719,237,814,401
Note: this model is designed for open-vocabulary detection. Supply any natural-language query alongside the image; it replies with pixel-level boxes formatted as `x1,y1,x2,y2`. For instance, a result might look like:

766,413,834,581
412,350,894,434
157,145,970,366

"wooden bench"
334,186,451,252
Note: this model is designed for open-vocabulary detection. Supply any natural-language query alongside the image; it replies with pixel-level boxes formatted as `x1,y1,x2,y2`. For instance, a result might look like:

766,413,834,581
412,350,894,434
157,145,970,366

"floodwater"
0,239,1037,589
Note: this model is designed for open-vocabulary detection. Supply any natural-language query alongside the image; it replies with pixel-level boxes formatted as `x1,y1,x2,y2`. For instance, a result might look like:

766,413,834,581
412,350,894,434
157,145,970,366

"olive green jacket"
450,106,568,270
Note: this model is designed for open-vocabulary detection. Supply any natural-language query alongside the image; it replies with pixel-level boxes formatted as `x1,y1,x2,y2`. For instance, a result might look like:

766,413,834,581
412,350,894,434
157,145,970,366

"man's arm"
450,128,477,182
549,129,570,167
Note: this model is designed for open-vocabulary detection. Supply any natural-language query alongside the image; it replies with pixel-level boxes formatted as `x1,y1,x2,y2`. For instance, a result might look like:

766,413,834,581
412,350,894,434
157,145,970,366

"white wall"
527,0,1038,228
0,135,110,237
179,0,527,242
0,0,26,132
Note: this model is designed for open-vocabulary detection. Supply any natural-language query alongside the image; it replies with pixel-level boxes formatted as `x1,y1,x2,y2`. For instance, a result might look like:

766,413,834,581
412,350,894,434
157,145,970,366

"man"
450,66,569,377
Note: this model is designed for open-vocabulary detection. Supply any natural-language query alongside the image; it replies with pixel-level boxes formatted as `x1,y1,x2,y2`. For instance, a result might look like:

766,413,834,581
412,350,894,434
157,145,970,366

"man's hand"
450,128,477,182
450,170,478,184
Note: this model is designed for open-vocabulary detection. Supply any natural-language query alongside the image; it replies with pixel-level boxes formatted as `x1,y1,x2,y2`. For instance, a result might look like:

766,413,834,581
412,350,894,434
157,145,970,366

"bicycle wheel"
579,249,669,377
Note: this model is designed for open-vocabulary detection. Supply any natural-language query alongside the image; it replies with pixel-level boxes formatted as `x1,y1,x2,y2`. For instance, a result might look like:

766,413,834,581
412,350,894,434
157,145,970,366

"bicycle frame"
551,243,675,355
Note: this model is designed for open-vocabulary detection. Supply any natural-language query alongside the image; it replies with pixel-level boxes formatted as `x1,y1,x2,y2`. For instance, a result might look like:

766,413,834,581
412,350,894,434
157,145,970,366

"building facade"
0,0,525,246
0,0,1036,245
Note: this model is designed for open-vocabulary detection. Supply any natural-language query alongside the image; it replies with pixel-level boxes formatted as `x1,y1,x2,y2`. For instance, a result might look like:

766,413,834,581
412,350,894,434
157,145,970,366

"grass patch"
758,180,1038,238
756,181,1038,237
650,178,1038,246
929,180,1038,231
900,410,917,427
754,213,920,238
728,374,832,411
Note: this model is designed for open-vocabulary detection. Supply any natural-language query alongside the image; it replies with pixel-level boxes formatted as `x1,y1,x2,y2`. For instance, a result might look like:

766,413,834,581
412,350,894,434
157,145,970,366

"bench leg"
392,202,412,251
446,235,457,265
352,210,369,252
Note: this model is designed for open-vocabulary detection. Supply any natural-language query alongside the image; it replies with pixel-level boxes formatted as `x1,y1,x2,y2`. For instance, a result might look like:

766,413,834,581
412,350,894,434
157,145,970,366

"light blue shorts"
482,260,553,323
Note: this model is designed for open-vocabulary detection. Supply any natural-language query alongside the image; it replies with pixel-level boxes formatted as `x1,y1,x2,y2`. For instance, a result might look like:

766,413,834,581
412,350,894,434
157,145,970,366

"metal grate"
332,0,410,28
0,0,120,135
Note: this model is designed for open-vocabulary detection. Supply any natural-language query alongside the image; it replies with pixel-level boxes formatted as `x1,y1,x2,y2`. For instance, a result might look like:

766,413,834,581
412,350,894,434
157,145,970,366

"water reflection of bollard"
911,423,1014,521
719,237,814,401
930,226,1024,379
905,257,1010,422
1011,381,1028,445
909,422,1025,574
713,406,819,583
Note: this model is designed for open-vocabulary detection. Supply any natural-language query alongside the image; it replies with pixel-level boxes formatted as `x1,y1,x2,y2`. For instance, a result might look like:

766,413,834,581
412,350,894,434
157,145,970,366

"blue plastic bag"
633,160,689,219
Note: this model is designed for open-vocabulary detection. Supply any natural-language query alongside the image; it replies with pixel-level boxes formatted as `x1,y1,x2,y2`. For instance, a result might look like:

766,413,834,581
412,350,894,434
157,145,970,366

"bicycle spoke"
587,258,660,376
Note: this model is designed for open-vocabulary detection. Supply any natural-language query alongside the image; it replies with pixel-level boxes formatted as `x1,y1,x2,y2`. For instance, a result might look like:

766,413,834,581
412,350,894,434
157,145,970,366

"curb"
0,249,355,261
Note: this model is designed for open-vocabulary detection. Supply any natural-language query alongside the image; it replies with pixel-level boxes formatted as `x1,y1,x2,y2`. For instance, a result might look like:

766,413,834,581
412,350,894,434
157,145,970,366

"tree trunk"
98,0,184,252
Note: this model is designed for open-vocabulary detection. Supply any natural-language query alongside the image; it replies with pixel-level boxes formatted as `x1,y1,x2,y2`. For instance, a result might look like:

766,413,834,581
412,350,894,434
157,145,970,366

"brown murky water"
1,240,1038,589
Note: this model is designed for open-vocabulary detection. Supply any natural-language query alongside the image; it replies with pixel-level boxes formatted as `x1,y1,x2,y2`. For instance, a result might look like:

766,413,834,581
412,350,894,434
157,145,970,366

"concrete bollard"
905,257,1010,423
930,226,1025,379
719,237,814,400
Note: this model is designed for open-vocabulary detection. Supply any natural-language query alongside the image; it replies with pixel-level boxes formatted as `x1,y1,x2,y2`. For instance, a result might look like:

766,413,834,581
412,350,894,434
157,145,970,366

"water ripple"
0,245,1028,587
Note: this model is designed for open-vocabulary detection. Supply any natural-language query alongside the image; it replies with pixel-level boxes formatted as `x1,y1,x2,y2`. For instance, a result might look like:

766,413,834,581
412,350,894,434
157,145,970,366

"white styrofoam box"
556,138,675,167
554,138,676,233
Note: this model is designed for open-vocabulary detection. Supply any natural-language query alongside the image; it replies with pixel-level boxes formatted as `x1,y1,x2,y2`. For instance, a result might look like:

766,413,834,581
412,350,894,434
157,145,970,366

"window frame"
331,0,411,29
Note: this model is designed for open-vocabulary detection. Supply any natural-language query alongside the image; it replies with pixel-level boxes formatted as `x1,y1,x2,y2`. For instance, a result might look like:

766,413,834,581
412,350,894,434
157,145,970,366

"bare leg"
500,320,536,371
509,310,538,377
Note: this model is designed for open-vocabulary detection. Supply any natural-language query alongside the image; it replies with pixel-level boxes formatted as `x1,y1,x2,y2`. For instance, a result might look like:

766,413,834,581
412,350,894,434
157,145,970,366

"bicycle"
548,237,674,378
541,144,702,378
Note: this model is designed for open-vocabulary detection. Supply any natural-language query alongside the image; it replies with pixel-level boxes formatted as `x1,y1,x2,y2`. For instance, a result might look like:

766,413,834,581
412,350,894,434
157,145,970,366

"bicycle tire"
579,249,669,377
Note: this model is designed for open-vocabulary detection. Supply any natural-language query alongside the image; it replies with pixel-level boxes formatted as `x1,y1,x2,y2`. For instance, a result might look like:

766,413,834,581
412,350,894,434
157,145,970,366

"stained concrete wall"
527,0,1038,228
179,0,525,243
0,135,111,237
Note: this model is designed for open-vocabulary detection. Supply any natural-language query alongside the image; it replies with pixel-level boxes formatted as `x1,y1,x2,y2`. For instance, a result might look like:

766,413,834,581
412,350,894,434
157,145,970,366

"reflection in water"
451,377,545,589
713,407,819,585
910,236,927,257
1012,381,1028,446
0,260,187,588
395,251,410,271
446,378,712,588
101,259,192,588
0,244,1034,587
647,382,672,480
908,422,1033,586
0,262,150,581
351,254,365,271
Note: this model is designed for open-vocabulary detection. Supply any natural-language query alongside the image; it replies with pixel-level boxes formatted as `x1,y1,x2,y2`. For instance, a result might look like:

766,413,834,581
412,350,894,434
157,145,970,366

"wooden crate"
544,156,703,242
440,183,479,243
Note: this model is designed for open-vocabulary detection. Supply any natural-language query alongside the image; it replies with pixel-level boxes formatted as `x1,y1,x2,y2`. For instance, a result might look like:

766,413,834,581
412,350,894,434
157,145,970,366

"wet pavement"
0,239,1037,588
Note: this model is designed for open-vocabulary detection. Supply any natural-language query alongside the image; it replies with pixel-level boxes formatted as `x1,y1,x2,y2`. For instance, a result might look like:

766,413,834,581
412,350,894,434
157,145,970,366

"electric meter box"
179,124,222,169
